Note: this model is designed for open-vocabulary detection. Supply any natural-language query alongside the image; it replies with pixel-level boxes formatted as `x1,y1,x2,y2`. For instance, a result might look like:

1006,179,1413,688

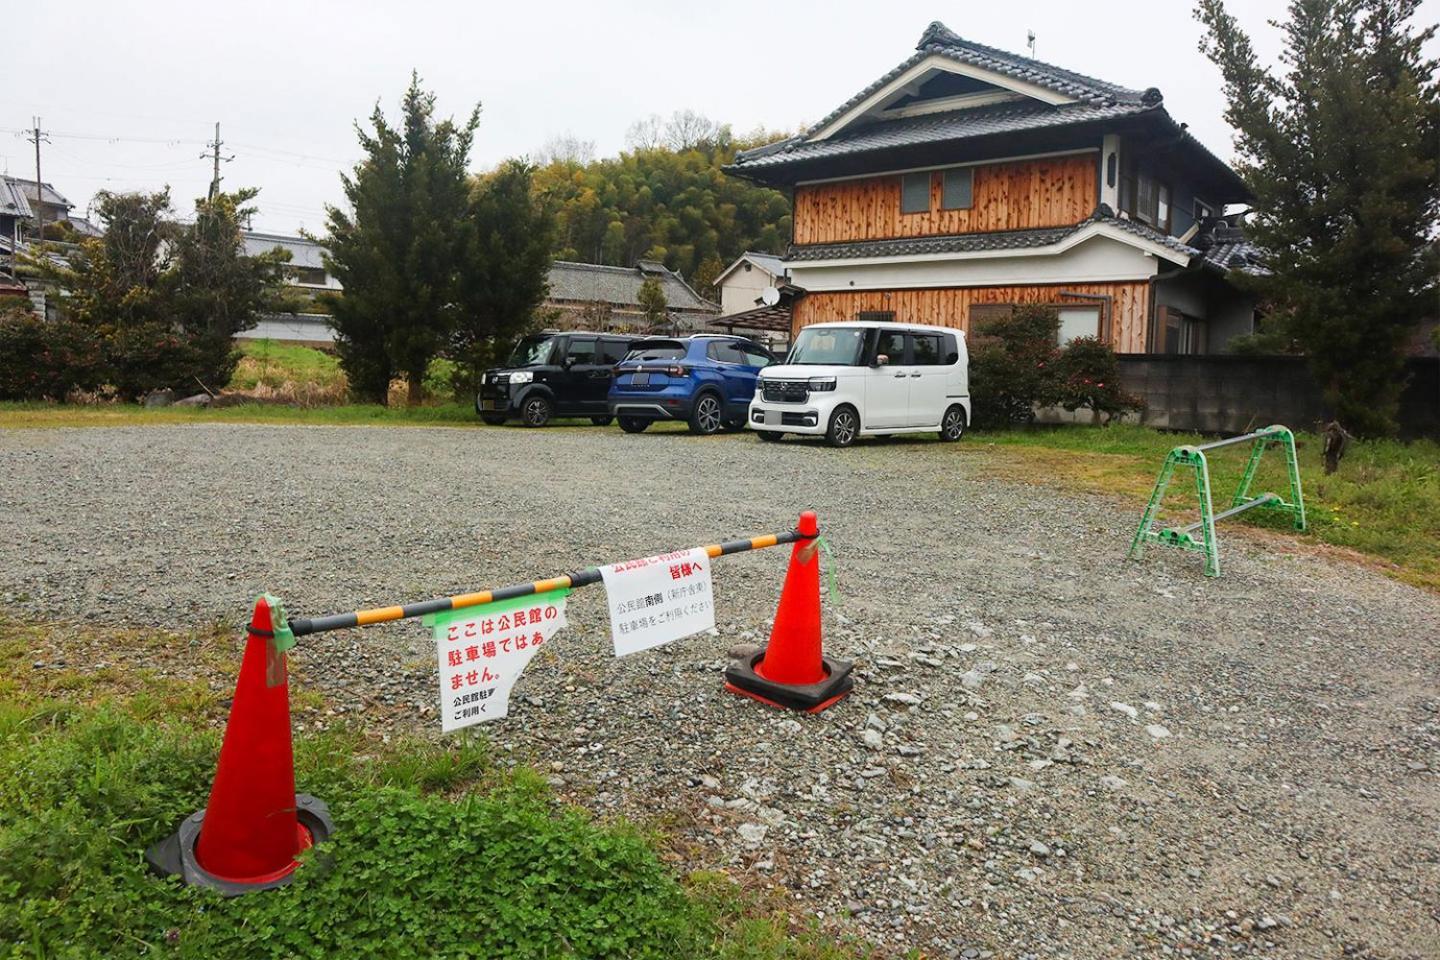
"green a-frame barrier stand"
1127,425,1306,577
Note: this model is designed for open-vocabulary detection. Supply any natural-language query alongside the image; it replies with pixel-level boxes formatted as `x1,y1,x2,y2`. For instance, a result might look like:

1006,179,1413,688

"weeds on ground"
976,424,1440,590
0,615,872,959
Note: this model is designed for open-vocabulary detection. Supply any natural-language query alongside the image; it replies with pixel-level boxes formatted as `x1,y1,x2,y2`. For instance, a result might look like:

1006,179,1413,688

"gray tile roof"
787,224,1077,261
735,99,1150,172
726,21,1259,199
784,207,1202,263
1199,234,1270,276
242,231,329,270
547,261,718,312
5,177,71,210
0,177,34,219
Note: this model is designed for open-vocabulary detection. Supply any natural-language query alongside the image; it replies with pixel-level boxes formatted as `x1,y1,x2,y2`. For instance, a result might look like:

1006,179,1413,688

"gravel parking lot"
3,423,1437,959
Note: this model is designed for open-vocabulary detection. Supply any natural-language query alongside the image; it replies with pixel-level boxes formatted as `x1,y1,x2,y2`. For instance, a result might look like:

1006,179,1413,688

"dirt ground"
2,423,1437,959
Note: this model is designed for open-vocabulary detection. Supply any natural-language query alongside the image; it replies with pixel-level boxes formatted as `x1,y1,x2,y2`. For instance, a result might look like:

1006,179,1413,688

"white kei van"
748,320,970,447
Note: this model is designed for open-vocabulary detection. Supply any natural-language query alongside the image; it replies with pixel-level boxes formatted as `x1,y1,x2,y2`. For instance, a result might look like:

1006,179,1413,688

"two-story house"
726,22,1265,354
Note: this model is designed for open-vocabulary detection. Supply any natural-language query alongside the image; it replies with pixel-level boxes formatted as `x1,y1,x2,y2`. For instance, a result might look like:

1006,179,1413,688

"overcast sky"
6,0,1437,235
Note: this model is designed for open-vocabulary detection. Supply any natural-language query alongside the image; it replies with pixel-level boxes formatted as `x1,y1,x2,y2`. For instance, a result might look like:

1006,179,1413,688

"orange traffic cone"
146,595,333,895
725,511,853,713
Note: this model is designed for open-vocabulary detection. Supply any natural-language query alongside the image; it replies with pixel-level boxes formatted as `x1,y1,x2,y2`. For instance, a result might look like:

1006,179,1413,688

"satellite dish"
760,286,781,307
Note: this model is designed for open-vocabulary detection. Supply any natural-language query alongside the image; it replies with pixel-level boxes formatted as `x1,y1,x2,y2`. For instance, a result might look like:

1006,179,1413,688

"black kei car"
476,331,637,427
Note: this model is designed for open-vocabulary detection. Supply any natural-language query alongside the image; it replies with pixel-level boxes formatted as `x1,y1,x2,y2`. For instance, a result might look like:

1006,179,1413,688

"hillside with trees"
532,113,794,297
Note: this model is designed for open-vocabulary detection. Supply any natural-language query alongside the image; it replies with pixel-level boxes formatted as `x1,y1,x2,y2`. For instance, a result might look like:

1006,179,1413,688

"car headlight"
807,377,837,392
509,371,533,384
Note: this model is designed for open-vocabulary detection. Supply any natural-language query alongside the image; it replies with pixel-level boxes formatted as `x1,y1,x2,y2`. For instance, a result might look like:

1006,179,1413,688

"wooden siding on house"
793,153,1098,245
792,281,1151,353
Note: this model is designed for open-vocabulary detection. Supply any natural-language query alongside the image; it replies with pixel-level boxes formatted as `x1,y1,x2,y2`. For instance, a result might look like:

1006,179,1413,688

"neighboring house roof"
714,250,787,286
241,231,329,271
547,260,718,312
0,178,34,220
1197,228,1270,276
6,177,72,211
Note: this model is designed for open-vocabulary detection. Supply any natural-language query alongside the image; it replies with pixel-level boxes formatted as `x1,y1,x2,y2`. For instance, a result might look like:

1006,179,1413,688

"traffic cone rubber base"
725,650,853,714
145,794,334,896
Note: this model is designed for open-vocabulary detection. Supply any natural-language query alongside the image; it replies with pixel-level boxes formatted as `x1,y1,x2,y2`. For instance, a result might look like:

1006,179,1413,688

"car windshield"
786,326,867,366
625,340,686,361
507,335,557,367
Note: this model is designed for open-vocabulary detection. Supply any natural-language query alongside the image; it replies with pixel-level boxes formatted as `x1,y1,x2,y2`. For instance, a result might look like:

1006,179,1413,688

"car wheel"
825,405,860,448
755,430,783,443
591,416,614,426
688,394,723,435
520,395,552,427
618,416,650,434
480,414,506,426
938,404,967,442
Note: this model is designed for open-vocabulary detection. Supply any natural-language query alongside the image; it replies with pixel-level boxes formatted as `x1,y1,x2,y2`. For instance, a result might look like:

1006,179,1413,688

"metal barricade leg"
1128,450,1178,562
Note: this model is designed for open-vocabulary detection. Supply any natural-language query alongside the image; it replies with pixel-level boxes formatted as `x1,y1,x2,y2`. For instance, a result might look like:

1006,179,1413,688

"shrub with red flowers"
1053,335,1144,424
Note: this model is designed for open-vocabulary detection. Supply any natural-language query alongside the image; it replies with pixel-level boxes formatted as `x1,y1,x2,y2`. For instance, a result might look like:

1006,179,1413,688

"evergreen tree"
637,277,668,329
450,160,555,396
1197,0,1440,435
170,188,289,389
323,73,480,404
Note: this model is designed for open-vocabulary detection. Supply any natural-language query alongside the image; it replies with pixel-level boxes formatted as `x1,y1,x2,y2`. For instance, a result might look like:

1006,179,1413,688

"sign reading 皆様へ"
599,547,714,656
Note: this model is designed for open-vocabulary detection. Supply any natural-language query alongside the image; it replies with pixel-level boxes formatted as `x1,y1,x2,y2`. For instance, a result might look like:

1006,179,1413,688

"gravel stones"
3,423,1438,958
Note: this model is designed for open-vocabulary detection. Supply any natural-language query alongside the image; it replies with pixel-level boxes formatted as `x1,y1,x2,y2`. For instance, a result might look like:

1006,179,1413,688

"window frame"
907,331,943,365
563,336,598,365
941,167,973,211
874,329,909,365
900,172,931,215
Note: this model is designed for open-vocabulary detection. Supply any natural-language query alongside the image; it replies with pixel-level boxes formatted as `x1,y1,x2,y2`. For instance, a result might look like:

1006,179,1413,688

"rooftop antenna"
1027,30,1037,58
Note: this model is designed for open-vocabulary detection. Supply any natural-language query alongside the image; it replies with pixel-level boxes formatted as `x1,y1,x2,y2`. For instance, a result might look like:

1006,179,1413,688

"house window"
293,267,327,285
1193,199,1215,222
969,303,1014,329
901,172,930,214
1133,171,1172,232
857,310,895,323
1057,307,1102,345
941,168,973,210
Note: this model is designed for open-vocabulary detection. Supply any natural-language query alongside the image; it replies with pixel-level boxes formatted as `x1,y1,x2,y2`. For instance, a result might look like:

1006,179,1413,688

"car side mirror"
562,356,576,368
873,354,889,367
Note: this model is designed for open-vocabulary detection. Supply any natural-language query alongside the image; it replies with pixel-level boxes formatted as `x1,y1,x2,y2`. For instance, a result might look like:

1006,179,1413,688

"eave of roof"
726,20,1248,201
784,207,1201,266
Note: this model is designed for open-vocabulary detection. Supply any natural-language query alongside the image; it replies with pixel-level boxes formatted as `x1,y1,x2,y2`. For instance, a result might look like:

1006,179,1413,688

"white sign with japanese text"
600,547,715,657
431,590,568,732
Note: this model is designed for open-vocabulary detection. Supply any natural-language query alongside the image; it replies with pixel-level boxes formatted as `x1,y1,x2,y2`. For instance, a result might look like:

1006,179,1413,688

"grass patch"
0,401,481,429
975,424,1440,590
230,340,346,392
0,615,872,959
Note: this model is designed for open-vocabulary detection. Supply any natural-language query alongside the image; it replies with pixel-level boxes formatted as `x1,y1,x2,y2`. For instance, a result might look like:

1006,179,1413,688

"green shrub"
1053,336,1144,424
969,305,1062,428
0,309,105,401
0,707,712,958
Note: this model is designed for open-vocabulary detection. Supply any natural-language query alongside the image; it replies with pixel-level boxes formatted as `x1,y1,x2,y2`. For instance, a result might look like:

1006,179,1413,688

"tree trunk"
407,370,424,407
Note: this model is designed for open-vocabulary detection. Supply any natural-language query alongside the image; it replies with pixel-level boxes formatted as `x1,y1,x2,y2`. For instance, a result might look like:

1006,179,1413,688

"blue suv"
608,335,777,434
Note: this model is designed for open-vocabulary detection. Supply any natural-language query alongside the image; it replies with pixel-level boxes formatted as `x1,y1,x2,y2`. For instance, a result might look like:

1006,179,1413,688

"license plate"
631,372,650,386
480,399,498,410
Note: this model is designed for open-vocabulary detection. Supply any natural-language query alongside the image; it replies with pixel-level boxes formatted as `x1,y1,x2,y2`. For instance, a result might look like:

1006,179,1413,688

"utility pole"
202,122,233,200
27,117,49,242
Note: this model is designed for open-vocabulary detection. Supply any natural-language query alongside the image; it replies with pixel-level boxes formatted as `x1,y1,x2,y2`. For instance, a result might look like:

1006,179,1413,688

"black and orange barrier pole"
287,522,817,637
150,513,849,895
